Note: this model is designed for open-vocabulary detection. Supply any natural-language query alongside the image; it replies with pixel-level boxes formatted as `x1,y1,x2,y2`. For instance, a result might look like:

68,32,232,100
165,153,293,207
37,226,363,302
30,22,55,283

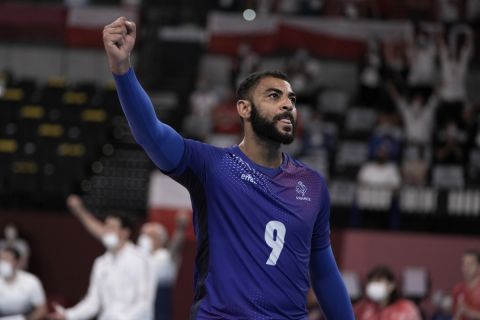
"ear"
237,99,251,121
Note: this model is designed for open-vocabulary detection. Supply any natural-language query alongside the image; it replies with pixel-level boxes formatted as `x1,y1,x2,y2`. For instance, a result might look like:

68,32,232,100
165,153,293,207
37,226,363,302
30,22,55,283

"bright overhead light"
243,9,256,21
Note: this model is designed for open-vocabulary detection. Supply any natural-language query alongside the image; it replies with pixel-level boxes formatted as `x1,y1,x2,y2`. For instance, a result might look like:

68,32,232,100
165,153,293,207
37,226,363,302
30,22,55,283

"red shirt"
354,298,422,320
452,279,480,320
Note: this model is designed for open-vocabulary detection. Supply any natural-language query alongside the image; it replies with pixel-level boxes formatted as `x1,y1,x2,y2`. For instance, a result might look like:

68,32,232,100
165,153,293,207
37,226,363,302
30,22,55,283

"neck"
5,271,16,283
239,134,283,168
112,241,127,255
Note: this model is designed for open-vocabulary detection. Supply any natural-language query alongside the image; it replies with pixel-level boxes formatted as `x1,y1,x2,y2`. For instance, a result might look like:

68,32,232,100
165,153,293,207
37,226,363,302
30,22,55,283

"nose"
281,98,294,111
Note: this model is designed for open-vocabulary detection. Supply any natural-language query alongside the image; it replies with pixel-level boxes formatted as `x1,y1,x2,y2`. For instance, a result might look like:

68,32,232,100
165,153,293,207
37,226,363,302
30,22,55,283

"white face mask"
366,281,389,302
137,234,153,254
0,261,14,279
102,233,120,251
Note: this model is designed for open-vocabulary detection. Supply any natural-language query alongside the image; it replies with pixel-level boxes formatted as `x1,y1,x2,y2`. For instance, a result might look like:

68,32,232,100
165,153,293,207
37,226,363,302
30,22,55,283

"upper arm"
311,178,331,252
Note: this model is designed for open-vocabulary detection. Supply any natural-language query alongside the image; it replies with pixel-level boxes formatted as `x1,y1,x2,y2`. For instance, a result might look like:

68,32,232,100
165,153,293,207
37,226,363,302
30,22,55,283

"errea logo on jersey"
296,181,311,201
241,173,257,184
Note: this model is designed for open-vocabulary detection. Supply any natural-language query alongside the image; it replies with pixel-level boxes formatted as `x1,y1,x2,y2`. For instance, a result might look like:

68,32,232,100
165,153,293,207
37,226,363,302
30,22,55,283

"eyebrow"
264,88,297,99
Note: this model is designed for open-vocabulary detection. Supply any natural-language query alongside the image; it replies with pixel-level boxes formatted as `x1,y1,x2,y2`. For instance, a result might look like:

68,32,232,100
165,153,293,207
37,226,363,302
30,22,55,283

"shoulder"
393,299,420,312
287,155,327,183
17,270,43,288
184,138,227,155
452,282,466,295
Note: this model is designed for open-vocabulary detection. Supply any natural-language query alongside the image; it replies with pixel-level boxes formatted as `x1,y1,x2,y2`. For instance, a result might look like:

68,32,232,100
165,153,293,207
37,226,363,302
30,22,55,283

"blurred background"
0,0,480,319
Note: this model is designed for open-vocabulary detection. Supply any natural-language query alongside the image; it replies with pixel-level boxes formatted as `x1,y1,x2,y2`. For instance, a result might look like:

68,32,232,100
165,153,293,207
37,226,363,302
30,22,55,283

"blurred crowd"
0,199,188,320
183,21,479,194
1,221,479,319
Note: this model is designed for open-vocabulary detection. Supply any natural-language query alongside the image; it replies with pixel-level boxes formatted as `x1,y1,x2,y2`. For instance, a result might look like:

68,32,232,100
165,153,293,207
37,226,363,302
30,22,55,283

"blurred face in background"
0,250,18,280
101,216,130,251
365,276,395,305
462,253,480,283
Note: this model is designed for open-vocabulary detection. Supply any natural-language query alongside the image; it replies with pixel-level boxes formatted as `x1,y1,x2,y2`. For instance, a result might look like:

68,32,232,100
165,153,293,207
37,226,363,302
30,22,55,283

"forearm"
72,207,105,240
310,246,354,320
113,69,184,172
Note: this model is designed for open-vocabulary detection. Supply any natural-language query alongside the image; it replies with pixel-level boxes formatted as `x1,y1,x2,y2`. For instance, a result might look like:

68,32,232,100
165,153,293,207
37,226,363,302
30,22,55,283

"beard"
250,102,296,145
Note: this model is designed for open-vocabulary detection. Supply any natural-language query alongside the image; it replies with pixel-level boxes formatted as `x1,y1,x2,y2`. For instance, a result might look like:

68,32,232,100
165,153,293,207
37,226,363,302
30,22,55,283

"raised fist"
103,16,136,75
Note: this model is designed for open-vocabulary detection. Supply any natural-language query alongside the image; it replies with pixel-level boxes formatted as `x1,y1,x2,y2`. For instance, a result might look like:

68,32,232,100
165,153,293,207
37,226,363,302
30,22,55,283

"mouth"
279,118,292,125
275,113,294,125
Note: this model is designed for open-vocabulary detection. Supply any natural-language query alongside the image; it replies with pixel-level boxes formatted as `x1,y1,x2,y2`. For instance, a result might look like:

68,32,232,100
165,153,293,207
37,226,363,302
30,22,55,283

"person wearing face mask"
0,247,47,320
0,224,30,270
451,250,480,320
138,214,188,320
49,212,151,320
65,194,188,319
354,265,422,320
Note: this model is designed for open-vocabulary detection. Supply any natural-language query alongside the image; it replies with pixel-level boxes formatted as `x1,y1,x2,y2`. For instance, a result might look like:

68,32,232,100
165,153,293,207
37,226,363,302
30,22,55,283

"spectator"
285,49,322,104
435,121,467,164
182,77,221,141
402,145,429,186
0,246,47,320
138,214,188,320
388,82,438,146
452,250,480,320
431,290,453,320
65,194,188,320
406,25,438,96
358,141,402,189
357,38,383,108
49,211,151,320
0,223,30,270
368,114,403,162
354,265,422,320
437,26,474,127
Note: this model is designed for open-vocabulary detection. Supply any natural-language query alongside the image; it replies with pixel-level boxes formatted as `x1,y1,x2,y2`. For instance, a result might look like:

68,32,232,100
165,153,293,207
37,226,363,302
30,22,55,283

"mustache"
273,112,295,123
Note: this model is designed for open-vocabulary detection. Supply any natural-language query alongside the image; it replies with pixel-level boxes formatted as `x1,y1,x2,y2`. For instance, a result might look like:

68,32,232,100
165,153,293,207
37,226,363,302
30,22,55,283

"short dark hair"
236,70,289,100
2,246,21,261
464,249,480,262
367,265,396,282
105,211,134,232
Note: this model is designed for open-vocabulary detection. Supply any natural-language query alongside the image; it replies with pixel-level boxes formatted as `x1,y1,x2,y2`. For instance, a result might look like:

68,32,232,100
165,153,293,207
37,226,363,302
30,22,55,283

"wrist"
110,60,131,75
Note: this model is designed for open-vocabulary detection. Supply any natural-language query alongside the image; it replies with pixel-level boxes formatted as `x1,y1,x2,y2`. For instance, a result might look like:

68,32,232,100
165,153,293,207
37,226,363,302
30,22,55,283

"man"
452,250,480,320
49,212,151,320
139,218,188,320
0,246,47,320
354,265,422,320
102,16,353,319
0,224,30,270
66,194,188,319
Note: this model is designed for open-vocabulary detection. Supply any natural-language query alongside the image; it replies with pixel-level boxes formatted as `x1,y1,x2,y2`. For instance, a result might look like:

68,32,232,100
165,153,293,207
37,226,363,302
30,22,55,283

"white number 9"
264,220,286,266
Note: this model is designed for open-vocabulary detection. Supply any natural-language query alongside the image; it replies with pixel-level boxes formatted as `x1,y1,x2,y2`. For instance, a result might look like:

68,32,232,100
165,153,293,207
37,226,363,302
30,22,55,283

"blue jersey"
168,139,331,319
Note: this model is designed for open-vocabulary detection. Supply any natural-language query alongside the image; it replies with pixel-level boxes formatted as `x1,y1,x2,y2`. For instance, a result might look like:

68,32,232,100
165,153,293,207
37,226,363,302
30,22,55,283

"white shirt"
65,243,151,320
439,44,471,102
358,162,402,189
0,270,45,318
408,42,437,86
150,249,176,286
397,97,438,145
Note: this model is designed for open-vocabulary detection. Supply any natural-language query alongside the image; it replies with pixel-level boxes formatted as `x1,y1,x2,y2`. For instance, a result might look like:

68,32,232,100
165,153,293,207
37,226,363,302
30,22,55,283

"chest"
214,155,319,212
0,280,33,313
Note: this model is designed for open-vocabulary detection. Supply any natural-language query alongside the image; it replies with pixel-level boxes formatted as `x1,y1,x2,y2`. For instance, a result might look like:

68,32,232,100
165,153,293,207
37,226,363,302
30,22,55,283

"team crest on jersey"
296,181,311,201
